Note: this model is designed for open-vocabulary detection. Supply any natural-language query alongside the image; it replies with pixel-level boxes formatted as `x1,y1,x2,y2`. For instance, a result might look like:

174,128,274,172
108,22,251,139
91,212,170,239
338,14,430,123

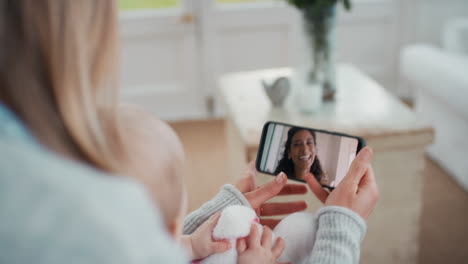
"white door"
119,0,207,120
198,0,300,115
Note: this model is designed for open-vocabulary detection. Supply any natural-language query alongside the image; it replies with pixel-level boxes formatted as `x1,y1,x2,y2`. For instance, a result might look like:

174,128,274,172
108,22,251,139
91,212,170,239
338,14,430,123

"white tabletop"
219,64,433,148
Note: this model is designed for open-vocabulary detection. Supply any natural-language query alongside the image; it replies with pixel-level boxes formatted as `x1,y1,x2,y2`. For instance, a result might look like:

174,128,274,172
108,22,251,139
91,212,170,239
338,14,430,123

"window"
119,0,180,10
217,0,273,3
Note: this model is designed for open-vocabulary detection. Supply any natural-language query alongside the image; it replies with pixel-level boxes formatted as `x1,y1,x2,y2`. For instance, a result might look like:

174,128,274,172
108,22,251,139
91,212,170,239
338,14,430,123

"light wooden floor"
170,119,468,264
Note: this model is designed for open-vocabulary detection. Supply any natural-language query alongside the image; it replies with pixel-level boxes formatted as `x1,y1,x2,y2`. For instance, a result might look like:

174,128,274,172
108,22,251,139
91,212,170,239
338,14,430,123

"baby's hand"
236,224,288,264
182,212,231,260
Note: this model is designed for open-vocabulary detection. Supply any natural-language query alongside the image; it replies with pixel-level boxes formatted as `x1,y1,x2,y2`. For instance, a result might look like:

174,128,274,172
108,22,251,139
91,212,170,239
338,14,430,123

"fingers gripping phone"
255,121,366,190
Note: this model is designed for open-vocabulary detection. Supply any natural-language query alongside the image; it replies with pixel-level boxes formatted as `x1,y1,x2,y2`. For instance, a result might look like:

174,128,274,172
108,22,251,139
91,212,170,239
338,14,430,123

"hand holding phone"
256,121,366,190
323,146,379,220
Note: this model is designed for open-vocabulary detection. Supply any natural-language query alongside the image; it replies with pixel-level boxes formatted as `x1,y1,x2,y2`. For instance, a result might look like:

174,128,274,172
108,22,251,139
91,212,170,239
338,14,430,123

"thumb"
358,165,376,189
211,241,231,254
304,173,329,204
341,147,373,186
246,160,258,176
236,161,258,193
357,166,379,201
244,172,287,208
206,212,222,231
236,238,247,254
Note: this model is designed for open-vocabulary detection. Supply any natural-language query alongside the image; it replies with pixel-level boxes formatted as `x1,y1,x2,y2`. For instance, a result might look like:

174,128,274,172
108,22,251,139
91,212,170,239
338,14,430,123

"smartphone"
256,121,366,190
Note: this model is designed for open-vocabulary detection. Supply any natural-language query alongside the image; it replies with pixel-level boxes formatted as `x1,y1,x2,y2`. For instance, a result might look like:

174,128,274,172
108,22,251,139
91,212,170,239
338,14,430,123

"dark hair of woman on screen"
275,127,325,182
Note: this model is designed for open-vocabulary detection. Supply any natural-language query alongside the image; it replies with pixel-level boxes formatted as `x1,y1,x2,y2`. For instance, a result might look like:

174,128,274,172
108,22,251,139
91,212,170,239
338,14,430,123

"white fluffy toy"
198,205,316,264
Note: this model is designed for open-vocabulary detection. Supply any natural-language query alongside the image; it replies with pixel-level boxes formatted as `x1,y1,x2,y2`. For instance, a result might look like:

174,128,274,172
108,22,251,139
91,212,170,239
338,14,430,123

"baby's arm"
181,213,231,261
183,185,250,235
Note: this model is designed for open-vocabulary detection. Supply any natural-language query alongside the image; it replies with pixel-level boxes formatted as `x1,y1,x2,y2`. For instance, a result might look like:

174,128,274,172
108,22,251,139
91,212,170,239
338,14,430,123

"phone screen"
256,122,365,190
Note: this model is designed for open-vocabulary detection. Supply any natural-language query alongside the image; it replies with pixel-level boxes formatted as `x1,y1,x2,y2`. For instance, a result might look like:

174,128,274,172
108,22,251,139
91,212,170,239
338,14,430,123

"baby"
118,105,230,261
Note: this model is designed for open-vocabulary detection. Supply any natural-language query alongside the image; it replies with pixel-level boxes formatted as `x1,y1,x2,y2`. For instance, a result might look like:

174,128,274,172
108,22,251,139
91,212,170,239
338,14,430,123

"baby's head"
119,104,187,238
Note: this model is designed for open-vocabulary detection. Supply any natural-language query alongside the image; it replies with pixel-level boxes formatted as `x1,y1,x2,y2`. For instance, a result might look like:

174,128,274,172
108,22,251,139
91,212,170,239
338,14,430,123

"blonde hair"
0,0,122,171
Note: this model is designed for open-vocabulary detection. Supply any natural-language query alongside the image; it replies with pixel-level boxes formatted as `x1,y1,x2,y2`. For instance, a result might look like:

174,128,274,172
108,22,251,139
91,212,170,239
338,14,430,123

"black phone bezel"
255,121,367,189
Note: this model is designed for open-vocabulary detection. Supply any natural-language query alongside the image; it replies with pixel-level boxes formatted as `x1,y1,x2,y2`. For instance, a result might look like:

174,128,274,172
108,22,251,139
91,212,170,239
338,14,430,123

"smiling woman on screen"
275,127,326,183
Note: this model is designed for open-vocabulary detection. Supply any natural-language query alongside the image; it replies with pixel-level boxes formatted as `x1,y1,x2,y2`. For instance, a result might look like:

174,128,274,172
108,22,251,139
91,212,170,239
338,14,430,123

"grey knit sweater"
184,184,366,264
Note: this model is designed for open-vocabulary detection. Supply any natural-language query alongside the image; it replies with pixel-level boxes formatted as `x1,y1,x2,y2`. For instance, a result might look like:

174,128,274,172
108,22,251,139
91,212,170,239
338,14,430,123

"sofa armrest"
401,44,468,118
442,17,468,55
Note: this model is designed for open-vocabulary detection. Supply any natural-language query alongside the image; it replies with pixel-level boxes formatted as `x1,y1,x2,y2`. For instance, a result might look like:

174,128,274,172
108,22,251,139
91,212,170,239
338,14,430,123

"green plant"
288,0,351,99
287,0,351,15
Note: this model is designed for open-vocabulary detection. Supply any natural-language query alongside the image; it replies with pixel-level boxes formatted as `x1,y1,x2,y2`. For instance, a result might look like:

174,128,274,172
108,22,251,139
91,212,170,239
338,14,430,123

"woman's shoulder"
0,137,159,230
0,139,188,263
0,136,139,197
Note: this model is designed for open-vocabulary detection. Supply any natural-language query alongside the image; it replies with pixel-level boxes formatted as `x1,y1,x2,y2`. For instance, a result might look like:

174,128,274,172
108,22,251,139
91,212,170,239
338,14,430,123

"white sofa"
401,17,468,192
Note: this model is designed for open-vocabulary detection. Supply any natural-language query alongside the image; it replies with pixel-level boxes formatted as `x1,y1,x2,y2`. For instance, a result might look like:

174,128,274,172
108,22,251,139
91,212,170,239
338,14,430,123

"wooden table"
219,64,434,264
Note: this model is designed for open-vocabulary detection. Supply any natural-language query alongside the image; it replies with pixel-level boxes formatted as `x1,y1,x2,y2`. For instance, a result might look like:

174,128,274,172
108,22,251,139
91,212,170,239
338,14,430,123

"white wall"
396,0,468,97
411,0,468,47
316,133,337,180
332,0,398,96
119,7,207,120
335,136,358,184
264,124,288,173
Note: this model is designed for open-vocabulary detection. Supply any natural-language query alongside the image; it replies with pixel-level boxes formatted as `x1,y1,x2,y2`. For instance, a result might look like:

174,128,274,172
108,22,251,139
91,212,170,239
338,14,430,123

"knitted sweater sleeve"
183,184,250,235
302,206,367,264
